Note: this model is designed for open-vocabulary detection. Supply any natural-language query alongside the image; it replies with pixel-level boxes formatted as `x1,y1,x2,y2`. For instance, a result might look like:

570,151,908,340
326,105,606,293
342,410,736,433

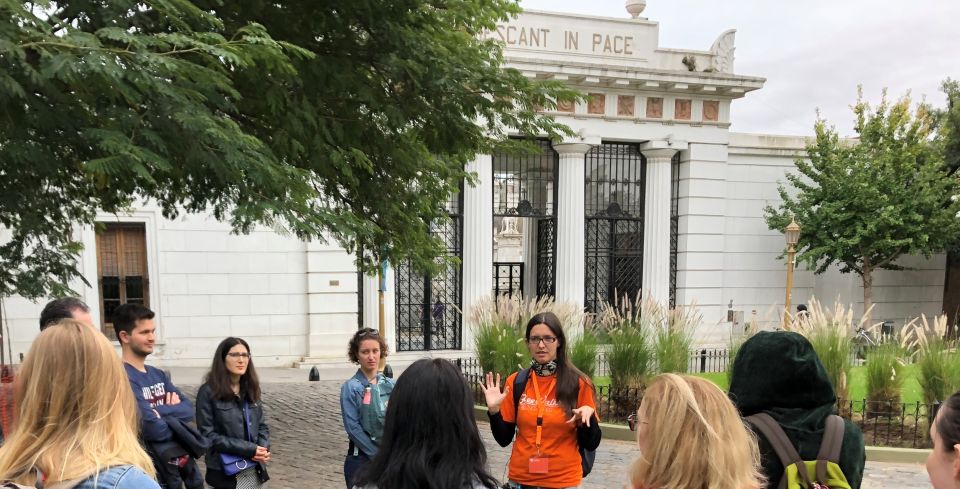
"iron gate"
492,139,558,299
395,195,463,351
584,143,647,313
536,218,556,297
670,152,680,308
493,262,524,298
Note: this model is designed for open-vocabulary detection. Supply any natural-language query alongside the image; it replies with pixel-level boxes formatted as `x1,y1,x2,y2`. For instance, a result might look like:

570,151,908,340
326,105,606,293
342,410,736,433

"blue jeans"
343,448,370,489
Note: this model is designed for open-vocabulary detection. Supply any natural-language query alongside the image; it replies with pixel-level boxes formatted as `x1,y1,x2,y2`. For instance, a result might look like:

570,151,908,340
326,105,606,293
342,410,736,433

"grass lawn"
593,364,925,405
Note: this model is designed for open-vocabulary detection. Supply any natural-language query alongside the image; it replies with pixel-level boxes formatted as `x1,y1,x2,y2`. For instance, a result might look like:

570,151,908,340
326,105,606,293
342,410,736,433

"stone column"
640,141,684,307
553,143,592,309
462,154,494,346
362,273,379,329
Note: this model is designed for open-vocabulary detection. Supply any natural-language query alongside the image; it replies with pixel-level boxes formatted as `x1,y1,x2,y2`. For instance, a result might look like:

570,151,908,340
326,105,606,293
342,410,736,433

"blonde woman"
0,320,159,488
629,374,763,489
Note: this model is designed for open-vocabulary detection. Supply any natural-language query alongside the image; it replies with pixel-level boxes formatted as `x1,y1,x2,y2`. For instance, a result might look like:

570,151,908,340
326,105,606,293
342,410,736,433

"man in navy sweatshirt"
115,303,201,488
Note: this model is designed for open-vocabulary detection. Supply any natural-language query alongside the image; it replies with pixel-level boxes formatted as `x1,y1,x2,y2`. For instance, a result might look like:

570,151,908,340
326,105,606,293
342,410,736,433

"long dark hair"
203,337,261,402
353,359,499,489
936,390,960,450
525,312,595,414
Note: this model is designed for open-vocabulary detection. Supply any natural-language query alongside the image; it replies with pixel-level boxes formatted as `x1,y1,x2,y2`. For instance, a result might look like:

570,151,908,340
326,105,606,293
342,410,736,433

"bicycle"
851,326,877,360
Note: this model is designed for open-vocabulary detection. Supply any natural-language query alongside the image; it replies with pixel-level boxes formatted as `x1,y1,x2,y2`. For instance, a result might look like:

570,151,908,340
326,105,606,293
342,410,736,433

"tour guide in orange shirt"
482,312,602,489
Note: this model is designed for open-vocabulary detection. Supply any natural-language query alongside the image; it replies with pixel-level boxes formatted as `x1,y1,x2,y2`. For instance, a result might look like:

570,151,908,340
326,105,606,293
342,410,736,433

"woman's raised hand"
567,405,596,427
480,372,507,414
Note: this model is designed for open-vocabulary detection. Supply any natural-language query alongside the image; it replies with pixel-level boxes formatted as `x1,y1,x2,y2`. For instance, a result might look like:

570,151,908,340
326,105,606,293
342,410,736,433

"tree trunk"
862,266,874,328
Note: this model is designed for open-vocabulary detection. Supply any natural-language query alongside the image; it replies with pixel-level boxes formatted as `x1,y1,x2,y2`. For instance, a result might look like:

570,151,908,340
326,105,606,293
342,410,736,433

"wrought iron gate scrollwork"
395,198,463,352
584,143,646,313
670,152,680,308
493,262,524,298
493,139,558,299
536,218,556,298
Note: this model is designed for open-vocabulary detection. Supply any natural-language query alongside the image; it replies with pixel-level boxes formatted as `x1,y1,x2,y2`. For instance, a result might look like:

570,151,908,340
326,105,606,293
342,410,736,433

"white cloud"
519,0,960,136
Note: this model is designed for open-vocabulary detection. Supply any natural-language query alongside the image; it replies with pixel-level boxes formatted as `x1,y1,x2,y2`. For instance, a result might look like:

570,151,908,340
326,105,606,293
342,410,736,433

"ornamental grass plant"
469,294,583,379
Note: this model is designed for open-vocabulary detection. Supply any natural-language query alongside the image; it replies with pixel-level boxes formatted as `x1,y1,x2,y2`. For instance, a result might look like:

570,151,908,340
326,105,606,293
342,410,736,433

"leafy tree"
939,78,960,174
0,0,576,299
765,88,960,326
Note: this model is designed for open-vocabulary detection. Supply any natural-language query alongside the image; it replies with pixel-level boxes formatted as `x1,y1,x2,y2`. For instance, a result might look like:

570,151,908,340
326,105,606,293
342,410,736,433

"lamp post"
783,218,801,329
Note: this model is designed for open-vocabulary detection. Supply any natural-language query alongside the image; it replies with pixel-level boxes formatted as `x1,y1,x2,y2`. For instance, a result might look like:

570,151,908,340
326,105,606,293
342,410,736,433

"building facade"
1,7,946,367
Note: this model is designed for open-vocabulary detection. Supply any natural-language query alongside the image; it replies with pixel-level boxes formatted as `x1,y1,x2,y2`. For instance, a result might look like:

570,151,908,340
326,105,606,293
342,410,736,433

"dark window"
96,223,149,339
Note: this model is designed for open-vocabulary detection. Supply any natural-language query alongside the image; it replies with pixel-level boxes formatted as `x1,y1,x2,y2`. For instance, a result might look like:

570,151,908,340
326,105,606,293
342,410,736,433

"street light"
783,217,801,328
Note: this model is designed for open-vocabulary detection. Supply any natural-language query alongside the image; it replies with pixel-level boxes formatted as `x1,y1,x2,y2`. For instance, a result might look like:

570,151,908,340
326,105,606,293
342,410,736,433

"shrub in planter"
469,294,584,379
789,298,863,403
653,304,700,374
569,320,600,379
864,342,905,418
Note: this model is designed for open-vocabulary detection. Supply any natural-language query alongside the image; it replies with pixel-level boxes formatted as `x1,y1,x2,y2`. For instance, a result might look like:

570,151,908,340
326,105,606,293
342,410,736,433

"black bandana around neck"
530,359,558,377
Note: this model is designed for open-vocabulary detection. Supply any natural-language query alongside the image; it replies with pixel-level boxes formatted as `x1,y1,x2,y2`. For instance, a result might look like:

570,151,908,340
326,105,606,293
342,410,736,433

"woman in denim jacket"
0,320,159,488
340,329,394,489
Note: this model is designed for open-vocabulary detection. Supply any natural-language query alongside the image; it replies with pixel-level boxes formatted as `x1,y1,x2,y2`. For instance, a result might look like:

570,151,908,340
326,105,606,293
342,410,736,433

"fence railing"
456,356,938,449
591,348,734,376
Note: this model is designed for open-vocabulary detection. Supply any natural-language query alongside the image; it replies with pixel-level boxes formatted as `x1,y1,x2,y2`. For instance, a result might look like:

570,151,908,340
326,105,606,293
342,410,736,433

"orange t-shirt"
500,372,597,488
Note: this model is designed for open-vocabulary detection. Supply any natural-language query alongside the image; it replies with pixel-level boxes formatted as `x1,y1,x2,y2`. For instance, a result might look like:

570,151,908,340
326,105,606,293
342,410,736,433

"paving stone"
179,382,931,489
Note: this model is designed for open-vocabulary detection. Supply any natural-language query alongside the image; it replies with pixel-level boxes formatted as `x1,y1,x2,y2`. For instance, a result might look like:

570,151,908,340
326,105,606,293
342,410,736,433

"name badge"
528,455,549,474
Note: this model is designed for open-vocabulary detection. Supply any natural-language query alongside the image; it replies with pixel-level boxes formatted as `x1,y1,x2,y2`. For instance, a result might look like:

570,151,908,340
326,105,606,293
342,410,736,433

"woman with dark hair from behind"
352,358,499,489
927,390,960,489
196,337,271,489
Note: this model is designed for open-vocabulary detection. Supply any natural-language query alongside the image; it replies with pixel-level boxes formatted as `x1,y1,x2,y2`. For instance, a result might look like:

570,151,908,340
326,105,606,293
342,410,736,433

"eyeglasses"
227,352,250,359
627,413,647,431
527,336,557,345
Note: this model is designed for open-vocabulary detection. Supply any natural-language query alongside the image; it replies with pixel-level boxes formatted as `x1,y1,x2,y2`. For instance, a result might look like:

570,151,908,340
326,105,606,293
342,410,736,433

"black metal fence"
456,355,939,449
592,348,733,376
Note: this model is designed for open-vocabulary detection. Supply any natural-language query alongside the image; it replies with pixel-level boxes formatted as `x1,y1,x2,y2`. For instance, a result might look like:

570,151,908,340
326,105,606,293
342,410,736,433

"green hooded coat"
728,331,865,489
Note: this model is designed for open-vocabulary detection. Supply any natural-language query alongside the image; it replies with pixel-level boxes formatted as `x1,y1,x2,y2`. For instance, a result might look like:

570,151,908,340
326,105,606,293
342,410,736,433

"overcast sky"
518,0,960,137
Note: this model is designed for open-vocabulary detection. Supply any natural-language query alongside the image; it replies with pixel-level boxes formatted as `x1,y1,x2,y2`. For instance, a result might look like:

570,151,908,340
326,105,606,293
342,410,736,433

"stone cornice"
507,58,764,98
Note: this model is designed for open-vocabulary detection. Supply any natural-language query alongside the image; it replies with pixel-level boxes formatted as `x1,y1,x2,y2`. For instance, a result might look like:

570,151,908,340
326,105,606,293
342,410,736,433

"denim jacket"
340,370,395,458
72,465,160,489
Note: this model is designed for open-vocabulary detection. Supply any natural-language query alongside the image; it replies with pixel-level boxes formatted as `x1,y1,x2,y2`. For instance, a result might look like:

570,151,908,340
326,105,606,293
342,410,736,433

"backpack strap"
747,413,813,489
512,368,529,410
814,415,845,482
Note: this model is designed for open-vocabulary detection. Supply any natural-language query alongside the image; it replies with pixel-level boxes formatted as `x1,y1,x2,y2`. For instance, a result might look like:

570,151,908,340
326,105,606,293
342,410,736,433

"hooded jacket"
728,331,865,489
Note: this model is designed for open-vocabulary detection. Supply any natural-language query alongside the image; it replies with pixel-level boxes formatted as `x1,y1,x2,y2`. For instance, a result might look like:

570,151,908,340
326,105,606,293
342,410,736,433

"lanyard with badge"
528,373,551,474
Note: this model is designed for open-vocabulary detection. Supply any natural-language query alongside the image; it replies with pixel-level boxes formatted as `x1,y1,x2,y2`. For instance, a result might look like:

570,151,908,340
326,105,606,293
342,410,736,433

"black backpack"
512,368,597,477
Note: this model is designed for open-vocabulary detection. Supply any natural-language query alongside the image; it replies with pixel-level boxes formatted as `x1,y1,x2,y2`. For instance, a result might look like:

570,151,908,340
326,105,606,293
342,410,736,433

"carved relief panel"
675,99,692,120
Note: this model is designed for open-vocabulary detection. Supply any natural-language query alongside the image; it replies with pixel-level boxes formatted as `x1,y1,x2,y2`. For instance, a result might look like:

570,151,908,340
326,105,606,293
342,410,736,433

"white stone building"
1,5,946,367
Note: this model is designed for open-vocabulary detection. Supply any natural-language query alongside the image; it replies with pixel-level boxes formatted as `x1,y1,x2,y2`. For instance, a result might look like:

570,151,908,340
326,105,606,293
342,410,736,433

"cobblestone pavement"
180,382,930,489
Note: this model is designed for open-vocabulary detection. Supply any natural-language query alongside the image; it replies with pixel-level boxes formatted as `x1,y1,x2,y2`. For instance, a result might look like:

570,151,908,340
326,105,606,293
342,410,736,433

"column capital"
553,142,594,156
640,139,688,160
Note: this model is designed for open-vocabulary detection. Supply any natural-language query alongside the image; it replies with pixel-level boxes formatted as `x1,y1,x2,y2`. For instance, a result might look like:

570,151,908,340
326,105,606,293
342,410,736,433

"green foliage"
765,88,960,324
939,79,960,174
598,296,653,389
606,321,650,389
0,0,577,299
469,294,583,379
474,321,525,380
568,326,599,379
791,298,859,401
653,306,699,374
916,339,960,405
865,342,905,404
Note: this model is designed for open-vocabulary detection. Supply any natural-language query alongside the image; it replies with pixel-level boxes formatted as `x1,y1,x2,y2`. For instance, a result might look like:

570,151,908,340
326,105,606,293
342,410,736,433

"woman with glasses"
196,337,271,489
481,312,601,489
340,328,395,489
628,374,763,489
